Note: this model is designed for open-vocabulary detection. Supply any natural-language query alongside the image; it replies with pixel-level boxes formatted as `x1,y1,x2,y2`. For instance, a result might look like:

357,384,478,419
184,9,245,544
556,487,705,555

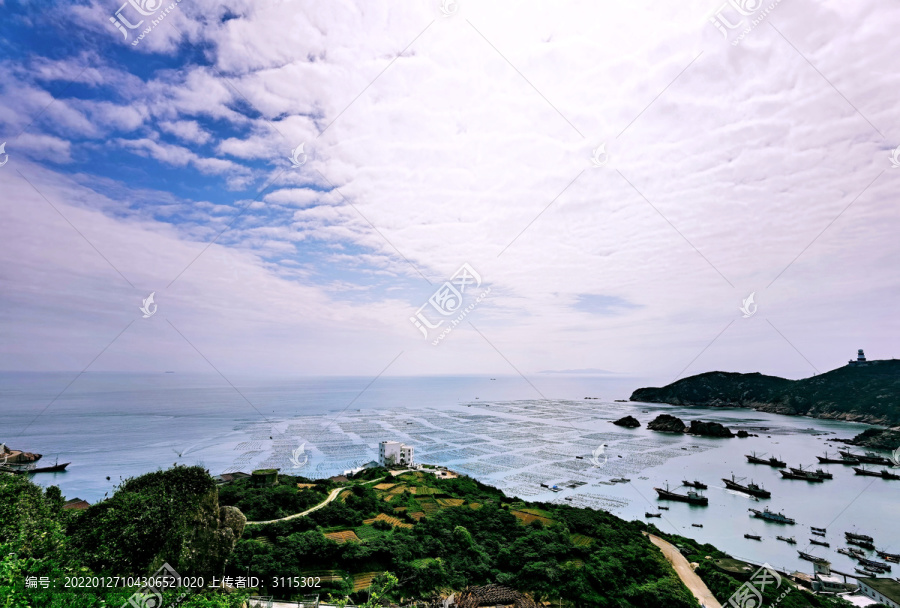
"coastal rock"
687,420,734,438
736,430,750,438
647,414,687,433
613,415,641,428
842,428,900,451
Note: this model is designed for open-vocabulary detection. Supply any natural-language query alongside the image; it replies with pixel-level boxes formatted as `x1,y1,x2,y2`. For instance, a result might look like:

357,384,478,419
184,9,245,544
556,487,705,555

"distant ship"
723,474,771,498
744,533,762,541
682,479,708,490
654,484,708,506
746,452,786,468
853,467,900,480
839,449,893,466
750,507,795,524
817,451,859,465
797,550,828,563
645,512,661,518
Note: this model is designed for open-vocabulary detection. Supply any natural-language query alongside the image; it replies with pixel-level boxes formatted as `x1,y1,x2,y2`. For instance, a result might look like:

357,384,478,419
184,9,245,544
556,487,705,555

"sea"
2,371,897,577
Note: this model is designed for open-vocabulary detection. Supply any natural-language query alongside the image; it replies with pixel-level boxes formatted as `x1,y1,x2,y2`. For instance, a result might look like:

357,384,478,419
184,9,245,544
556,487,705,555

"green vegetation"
217,474,329,520
1,462,862,607
630,359,900,425
228,470,700,606
0,467,249,607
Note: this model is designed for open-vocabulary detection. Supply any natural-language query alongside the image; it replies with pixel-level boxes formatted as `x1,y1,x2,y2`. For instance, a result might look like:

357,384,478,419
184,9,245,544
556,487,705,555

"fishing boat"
779,469,825,482
654,484,708,506
839,450,893,466
848,538,876,550
797,550,828,563
810,538,830,547
744,534,762,540
838,548,855,557
789,464,832,480
28,461,70,473
848,548,866,558
645,512,662,518
682,479,708,490
657,506,669,510
855,567,876,576
723,474,771,498
876,550,900,563
858,556,891,571
692,523,703,528
777,535,797,545
750,507,795,525
853,467,900,480
817,451,859,465
846,532,875,543
746,452,787,468
863,566,886,575
811,526,827,536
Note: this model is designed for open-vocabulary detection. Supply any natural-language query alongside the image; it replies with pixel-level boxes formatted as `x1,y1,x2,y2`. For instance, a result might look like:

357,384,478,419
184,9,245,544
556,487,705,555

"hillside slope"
630,359,900,426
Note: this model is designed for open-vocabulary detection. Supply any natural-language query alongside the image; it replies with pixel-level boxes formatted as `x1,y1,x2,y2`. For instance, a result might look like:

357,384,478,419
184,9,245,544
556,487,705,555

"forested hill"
629,359,900,426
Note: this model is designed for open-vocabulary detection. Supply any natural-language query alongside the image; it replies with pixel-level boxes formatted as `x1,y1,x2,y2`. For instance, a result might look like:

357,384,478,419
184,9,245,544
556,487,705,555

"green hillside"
630,359,900,426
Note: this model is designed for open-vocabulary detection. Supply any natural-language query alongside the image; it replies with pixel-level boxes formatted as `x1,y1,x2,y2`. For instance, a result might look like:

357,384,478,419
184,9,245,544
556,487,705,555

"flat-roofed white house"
379,440,413,467
857,577,900,608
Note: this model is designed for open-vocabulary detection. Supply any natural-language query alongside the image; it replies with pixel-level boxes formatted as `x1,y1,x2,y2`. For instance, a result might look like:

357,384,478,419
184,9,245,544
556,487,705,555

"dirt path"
646,533,722,608
245,477,387,526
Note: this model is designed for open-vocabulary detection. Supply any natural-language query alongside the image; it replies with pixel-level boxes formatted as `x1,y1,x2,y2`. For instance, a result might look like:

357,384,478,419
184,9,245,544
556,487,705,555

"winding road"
645,533,722,608
245,476,388,526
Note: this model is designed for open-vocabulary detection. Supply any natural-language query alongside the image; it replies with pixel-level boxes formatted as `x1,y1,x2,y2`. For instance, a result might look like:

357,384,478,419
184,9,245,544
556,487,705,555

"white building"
379,441,413,467
810,562,857,594
857,578,900,608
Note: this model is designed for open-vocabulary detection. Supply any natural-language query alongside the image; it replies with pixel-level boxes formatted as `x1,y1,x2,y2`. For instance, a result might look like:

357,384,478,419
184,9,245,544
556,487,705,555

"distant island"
630,352,900,426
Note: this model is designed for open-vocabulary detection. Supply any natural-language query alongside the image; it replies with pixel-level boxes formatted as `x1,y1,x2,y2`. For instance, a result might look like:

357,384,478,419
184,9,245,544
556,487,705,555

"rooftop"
859,577,900,602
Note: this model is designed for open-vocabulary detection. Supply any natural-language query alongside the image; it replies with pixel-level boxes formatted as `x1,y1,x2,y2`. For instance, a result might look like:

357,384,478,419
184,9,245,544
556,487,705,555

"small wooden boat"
691,523,703,528
810,538,830,547
28,462,70,473
876,550,900,563
744,534,762,541
811,526,826,536
645,512,662,518
777,535,797,545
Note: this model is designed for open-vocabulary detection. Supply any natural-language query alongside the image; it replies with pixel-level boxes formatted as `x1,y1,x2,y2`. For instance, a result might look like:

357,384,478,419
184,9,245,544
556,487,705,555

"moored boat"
853,467,900,479
654,484,709,506
723,474,771,498
817,451,859,465
779,469,825,482
840,450,892,466
797,550,828,563
750,507,795,525
682,479,708,490
777,535,796,544
847,538,876,550
789,465,832,480
810,538,830,547
811,526,827,536
746,452,787,467
744,534,762,540
645,512,661,518
876,550,900,563
846,532,875,543
858,556,891,571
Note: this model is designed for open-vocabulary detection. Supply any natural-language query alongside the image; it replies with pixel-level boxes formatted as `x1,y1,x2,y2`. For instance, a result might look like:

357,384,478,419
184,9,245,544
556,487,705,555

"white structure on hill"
379,441,413,467
848,349,868,366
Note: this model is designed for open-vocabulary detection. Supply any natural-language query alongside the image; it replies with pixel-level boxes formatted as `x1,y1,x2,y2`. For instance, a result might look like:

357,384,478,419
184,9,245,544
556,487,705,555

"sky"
1,0,899,386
